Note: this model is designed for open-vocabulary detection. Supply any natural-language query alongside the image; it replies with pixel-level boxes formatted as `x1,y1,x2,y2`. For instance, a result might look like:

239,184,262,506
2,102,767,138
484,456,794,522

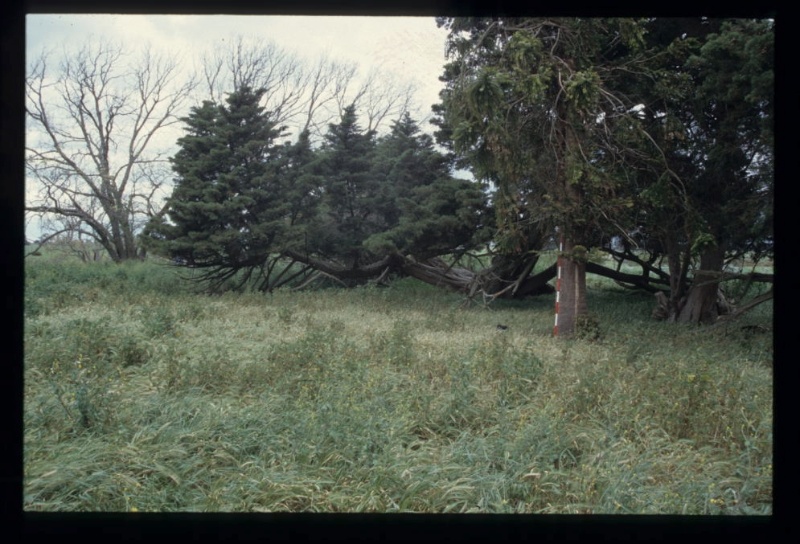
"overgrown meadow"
23,246,773,514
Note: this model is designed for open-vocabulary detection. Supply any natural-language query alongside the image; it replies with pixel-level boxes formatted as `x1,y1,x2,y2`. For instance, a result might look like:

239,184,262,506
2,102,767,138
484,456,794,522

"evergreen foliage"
433,16,773,325
624,18,774,322
145,94,489,290
145,87,290,274
365,112,490,259
310,103,381,266
139,19,772,319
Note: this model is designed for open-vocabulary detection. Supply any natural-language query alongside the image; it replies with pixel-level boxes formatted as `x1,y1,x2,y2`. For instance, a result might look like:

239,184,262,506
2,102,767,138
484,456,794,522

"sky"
25,14,450,126
24,14,453,241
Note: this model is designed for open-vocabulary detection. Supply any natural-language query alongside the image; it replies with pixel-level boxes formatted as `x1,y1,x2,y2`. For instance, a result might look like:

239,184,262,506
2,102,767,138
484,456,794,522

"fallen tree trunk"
282,250,397,281
585,261,670,293
281,250,676,300
283,249,555,299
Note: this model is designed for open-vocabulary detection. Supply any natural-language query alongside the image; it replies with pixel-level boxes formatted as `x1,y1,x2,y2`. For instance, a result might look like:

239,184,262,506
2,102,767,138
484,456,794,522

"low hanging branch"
690,269,774,287
400,255,476,291
585,261,669,293
280,249,559,302
282,249,396,281
293,270,349,290
24,228,75,257
714,288,773,323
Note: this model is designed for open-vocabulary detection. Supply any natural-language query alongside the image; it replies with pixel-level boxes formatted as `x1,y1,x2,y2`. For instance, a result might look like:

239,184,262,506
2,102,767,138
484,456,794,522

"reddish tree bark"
556,240,589,337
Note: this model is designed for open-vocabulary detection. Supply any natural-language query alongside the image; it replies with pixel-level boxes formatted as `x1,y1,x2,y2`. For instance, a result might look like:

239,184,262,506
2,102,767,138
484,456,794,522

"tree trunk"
556,240,589,337
662,234,690,322
676,245,726,324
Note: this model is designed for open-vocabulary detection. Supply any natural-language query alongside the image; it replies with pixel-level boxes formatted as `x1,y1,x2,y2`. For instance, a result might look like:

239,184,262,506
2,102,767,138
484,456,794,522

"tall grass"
23,249,773,513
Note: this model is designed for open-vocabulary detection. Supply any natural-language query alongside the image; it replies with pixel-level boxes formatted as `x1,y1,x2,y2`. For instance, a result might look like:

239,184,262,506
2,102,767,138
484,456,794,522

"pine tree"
144,87,290,285
365,112,489,259
312,104,380,268
280,129,323,250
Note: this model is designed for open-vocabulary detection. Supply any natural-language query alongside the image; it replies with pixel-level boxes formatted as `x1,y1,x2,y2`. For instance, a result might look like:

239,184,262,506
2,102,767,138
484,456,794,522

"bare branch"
359,68,418,134
26,40,195,261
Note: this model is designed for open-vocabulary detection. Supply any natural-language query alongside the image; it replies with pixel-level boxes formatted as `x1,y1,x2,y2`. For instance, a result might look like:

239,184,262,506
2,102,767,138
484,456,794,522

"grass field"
23,245,773,514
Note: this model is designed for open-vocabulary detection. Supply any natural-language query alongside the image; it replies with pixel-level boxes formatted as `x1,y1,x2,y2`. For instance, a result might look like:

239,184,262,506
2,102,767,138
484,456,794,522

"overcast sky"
26,14,450,125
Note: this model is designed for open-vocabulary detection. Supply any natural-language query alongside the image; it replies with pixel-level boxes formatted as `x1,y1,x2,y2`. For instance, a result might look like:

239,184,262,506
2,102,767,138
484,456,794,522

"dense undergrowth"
23,246,773,513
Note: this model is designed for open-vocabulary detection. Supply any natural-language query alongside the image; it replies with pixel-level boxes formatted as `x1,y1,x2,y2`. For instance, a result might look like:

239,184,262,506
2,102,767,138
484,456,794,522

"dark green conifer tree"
144,87,290,287
311,103,380,268
365,111,489,259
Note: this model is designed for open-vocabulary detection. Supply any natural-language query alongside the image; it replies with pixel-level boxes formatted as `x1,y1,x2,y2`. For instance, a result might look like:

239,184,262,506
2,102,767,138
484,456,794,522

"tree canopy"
629,18,774,323
145,90,489,292
434,17,665,333
431,16,773,329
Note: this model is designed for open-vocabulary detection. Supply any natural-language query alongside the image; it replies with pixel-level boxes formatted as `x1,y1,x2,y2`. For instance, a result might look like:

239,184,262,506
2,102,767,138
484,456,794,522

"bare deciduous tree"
357,68,417,134
199,36,420,141
25,40,197,261
202,36,307,124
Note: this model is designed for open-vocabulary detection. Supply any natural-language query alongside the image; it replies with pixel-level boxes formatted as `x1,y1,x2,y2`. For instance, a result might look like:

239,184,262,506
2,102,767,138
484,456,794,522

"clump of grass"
140,306,179,338
368,319,416,366
27,348,122,433
575,312,602,341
